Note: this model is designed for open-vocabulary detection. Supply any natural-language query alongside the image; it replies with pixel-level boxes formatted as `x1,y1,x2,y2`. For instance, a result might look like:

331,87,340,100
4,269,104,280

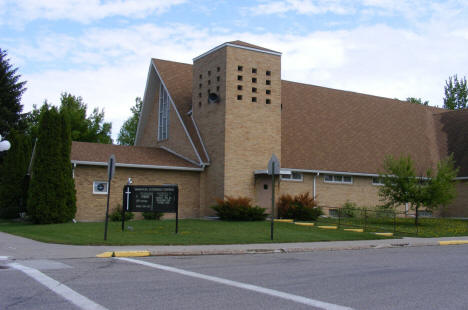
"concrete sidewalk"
1,231,468,260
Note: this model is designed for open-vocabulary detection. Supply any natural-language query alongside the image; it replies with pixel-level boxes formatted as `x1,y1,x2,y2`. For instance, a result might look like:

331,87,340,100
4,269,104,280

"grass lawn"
0,219,389,246
316,217,468,238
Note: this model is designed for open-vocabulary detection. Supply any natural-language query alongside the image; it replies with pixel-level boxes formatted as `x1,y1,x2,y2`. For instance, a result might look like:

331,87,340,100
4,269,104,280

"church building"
70,41,468,221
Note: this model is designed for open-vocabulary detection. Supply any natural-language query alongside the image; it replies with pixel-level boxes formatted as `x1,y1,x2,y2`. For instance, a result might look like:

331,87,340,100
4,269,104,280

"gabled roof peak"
193,40,281,62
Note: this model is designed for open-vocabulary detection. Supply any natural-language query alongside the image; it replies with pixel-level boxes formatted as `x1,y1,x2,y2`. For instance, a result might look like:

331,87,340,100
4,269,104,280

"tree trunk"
414,205,419,227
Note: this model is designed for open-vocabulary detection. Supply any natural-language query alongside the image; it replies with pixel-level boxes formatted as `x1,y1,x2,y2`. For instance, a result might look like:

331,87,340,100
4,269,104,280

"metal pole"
338,208,341,228
175,206,179,234
104,165,112,240
393,209,396,235
364,208,367,232
271,162,275,241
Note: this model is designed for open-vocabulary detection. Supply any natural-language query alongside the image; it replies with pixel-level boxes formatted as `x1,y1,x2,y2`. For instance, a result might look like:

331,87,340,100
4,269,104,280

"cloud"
250,0,354,16
12,1,468,140
0,0,186,25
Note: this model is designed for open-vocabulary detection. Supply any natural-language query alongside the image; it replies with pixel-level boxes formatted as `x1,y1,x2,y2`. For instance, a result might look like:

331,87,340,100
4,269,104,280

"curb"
439,240,468,245
94,240,468,258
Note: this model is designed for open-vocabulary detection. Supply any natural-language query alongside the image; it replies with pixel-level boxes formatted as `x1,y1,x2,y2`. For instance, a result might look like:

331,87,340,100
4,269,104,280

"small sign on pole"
104,154,116,241
267,154,280,240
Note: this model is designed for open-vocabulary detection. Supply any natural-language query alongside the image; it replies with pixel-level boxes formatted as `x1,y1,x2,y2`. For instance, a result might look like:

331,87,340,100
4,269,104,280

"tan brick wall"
224,46,282,202
279,173,381,208
74,165,200,221
192,47,227,210
439,180,468,217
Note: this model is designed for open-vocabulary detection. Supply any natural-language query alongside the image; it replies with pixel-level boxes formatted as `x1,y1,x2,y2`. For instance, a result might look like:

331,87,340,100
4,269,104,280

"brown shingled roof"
71,142,199,168
152,59,208,163
227,40,280,54
146,58,467,176
281,80,446,175
433,110,468,176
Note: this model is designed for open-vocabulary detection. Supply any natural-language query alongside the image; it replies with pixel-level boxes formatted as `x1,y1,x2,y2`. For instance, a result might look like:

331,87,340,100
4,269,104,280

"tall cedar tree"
27,106,76,223
0,49,27,138
0,132,31,218
444,75,467,110
379,155,458,226
117,97,142,145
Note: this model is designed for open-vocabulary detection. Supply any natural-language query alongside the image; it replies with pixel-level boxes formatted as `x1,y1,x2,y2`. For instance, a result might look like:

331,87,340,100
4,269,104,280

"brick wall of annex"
279,174,382,210
439,180,468,217
224,46,282,203
74,165,201,221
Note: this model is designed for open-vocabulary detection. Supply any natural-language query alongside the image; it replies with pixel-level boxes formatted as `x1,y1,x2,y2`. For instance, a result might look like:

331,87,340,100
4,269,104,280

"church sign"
122,185,179,233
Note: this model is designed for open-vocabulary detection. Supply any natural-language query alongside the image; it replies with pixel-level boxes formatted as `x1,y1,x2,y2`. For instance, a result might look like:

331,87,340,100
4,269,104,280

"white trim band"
193,42,281,62
71,160,204,172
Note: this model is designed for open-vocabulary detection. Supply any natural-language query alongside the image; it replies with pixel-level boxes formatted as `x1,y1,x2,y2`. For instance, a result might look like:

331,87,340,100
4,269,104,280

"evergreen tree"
59,110,76,221
117,97,142,145
0,48,27,138
444,75,467,110
0,132,31,218
27,106,76,223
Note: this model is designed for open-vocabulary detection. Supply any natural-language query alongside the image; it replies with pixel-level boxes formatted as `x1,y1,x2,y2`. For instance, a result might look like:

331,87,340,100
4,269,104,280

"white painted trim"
118,258,354,310
193,42,281,62
191,114,210,163
288,168,380,177
254,169,291,175
9,263,108,310
454,176,468,180
159,146,201,166
151,62,203,165
135,62,153,146
313,174,317,199
280,171,303,182
71,160,204,172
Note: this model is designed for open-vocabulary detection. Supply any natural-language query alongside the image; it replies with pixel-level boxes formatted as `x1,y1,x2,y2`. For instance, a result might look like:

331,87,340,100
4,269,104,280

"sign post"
104,154,115,241
267,154,280,241
122,178,133,232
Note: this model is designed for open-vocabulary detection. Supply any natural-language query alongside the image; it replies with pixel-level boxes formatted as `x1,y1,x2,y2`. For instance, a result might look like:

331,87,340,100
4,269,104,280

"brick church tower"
192,41,282,210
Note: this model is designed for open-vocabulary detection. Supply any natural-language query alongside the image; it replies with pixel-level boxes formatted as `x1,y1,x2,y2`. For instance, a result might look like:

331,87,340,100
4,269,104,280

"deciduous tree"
444,75,467,110
379,155,458,226
117,97,142,145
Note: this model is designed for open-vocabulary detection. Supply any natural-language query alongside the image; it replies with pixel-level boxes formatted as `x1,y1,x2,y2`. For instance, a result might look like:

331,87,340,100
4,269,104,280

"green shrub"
110,206,134,222
211,196,267,221
142,211,163,220
341,200,359,218
278,192,323,221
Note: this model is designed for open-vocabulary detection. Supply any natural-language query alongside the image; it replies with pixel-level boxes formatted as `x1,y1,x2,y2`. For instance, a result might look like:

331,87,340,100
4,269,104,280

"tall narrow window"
158,84,170,141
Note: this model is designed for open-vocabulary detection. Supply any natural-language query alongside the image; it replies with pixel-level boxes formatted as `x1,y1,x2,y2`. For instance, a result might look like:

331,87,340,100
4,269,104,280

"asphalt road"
1,245,468,310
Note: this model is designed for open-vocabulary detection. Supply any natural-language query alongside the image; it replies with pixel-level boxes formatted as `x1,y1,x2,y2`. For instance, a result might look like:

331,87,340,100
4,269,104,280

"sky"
1,0,467,141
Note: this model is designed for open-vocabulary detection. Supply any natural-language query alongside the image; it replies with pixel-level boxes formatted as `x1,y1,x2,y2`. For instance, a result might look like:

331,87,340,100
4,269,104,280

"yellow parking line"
375,232,393,237
344,228,364,233
439,240,468,245
294,222,315,226
274,219,294,223
317,226,337,229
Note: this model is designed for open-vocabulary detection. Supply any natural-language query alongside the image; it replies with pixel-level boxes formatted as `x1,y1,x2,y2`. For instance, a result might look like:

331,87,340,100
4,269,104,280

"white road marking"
9,262,108,310
0,256,9,260
118,257,354,310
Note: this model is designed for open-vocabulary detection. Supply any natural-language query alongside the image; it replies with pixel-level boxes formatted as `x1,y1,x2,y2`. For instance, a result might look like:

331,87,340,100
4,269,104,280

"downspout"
313,172,319,200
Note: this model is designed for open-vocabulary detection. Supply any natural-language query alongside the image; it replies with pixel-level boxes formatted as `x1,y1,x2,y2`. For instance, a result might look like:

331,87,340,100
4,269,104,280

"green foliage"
142,211,163,220
341,201,359,218
117,97,142,145
278,192,323,221
379,154,459,225
406,97,429,106
27,106,76,224
0,132,31,218
211,196,267,221
59,93,112,143
444,75,467,110
110,206,134,222
0,48,27,137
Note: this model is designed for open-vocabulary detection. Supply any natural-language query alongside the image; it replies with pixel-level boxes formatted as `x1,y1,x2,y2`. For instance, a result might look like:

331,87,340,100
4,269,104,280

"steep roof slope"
145,58,466,176
71,141,199,168
152,59,208,163
281,80,446,174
